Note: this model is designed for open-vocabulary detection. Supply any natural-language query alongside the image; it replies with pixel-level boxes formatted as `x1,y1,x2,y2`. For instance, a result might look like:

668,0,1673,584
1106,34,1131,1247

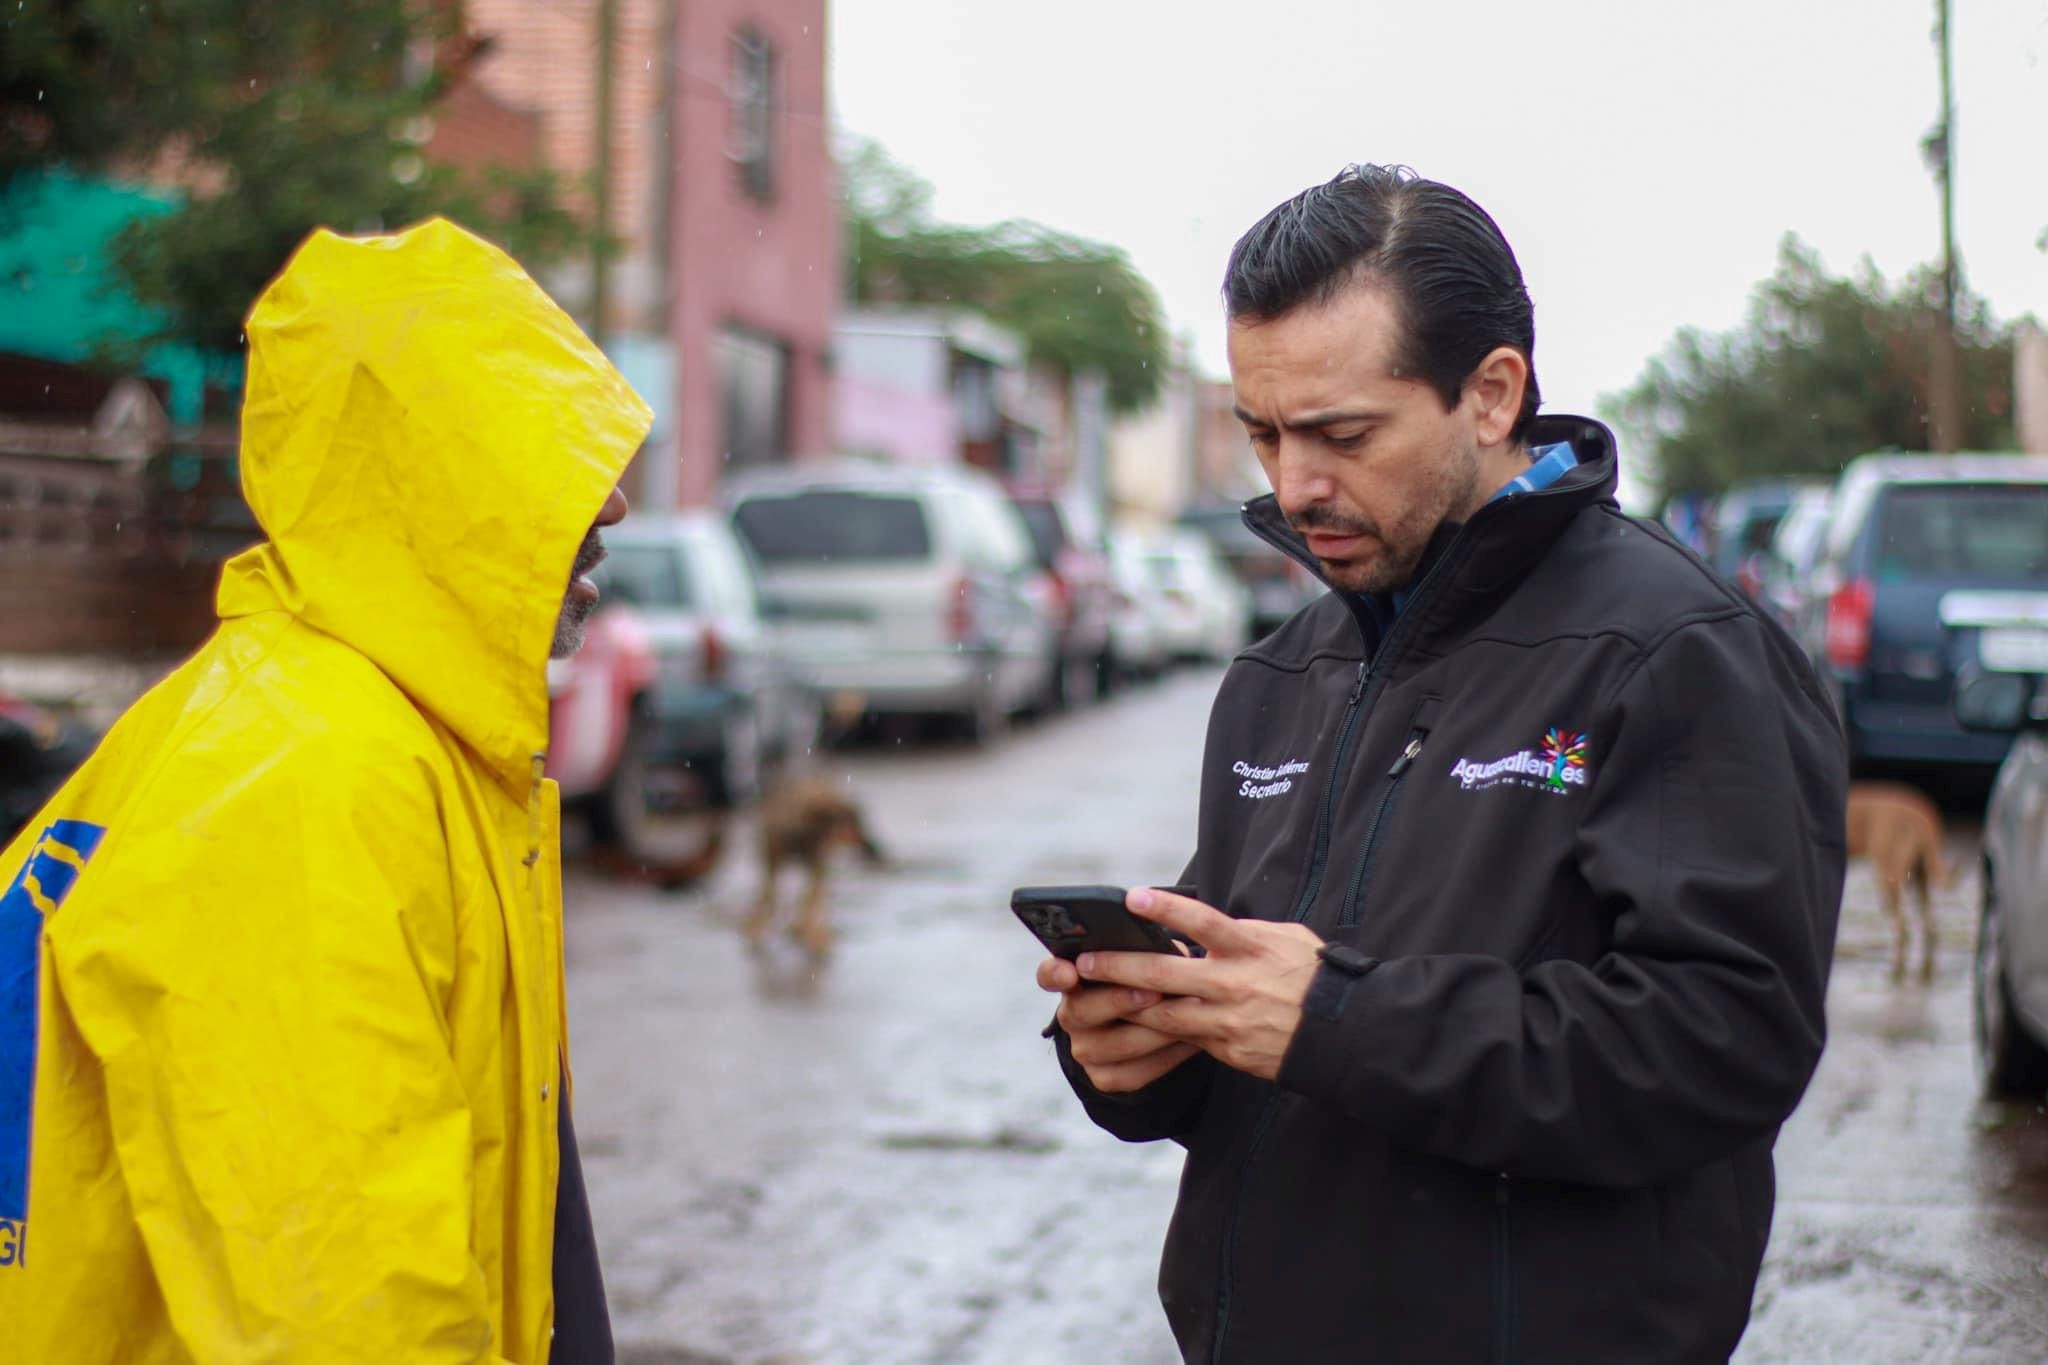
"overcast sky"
829,0,2048,503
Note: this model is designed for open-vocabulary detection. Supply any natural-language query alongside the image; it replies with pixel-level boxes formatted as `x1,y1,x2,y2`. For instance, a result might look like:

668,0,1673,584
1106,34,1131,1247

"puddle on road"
875,1125,1061,1155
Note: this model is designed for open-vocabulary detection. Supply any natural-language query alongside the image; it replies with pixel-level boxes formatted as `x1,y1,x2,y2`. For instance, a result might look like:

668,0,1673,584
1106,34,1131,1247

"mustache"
571,527,607,578
1287,505,1377,539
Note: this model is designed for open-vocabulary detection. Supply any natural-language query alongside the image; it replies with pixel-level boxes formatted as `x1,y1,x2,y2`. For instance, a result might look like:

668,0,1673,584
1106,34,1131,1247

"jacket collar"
1242,413,1622,653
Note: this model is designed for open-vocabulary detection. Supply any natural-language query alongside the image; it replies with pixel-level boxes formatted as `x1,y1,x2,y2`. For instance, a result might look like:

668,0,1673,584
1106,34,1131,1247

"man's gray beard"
550,526,607,658
550,598,594,659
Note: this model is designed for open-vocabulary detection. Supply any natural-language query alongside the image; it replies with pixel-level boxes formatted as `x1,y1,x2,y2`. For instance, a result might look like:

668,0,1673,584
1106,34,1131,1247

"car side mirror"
1953,665,2043,733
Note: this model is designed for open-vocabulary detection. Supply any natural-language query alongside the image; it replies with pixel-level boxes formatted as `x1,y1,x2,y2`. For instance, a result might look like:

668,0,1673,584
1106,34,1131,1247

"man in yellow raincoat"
0,218,652,1362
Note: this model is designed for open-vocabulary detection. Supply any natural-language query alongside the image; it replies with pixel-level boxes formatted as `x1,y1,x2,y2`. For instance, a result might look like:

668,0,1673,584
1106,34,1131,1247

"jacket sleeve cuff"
1278,953,1379,1103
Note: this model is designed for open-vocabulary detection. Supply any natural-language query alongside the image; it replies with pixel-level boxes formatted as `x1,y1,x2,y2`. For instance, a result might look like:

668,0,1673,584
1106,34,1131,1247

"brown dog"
1845,781,1952,983
741,775,885,959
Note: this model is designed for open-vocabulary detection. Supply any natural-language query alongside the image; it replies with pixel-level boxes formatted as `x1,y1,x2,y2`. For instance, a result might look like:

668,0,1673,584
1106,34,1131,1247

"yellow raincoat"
0,219,651,1362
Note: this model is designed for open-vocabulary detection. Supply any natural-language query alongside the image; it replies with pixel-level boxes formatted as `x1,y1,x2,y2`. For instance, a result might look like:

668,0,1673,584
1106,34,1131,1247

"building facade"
442,0,839,509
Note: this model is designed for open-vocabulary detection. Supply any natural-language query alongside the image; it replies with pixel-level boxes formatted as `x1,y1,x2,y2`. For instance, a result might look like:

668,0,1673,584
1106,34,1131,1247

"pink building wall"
668,0,839,506
834,375,957,463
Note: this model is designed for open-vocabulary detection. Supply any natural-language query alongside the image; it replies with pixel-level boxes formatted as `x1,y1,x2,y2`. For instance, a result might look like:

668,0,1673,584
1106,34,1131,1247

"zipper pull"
1348,660,1369,704
1387,735,1424,777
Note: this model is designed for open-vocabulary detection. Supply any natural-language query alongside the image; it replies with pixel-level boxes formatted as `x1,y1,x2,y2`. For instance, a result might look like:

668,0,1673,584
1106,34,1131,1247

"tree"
2,0,591,368
840,138,1168,414
1606,235,2015,502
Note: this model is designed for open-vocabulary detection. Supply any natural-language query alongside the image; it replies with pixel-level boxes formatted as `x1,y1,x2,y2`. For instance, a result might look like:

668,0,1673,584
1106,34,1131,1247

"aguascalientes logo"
1450,729,1593,795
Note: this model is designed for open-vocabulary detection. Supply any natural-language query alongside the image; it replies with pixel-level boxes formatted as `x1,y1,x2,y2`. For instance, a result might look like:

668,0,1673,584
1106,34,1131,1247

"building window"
717,325,789,468
728,28,777,202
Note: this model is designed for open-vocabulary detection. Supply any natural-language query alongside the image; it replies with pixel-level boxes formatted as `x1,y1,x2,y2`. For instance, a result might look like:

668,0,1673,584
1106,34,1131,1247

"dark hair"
1223,164,1540,444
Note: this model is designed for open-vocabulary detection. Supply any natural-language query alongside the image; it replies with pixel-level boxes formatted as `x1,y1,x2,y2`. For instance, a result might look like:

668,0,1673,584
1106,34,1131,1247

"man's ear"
1465,347,1528,448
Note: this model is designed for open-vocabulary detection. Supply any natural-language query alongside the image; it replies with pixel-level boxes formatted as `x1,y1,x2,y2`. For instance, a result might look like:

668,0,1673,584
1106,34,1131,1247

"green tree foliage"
2,0,591,364
841,138,1168,414
1606,235,2016,502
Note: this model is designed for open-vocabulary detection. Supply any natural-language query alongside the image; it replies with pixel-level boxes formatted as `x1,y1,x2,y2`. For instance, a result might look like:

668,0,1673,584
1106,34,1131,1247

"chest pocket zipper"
1337,695,1441,929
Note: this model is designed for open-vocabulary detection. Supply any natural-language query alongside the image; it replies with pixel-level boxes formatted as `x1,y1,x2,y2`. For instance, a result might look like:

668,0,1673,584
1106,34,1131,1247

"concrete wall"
1108,370,1194,523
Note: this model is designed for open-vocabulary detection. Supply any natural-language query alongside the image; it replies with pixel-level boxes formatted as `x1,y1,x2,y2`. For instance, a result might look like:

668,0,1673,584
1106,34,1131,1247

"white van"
725,460,1058,742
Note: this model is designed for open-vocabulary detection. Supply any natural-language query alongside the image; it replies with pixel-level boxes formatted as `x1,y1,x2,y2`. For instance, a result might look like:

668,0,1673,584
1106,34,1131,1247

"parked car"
1951,668,2048,1097
596,512,820,806
1175,502,1321,640
1794,454,2048,775
1708,479,1820,596
545,603,661,851
1142,528,1252,664
726,459,1058,743
1105,526,1172,682
0,694,96,844
1757,485,1834,630
1007,487,1115,707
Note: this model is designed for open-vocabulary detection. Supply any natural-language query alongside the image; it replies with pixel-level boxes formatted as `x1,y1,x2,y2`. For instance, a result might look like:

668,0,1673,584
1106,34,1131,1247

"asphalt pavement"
561,666,2048,1365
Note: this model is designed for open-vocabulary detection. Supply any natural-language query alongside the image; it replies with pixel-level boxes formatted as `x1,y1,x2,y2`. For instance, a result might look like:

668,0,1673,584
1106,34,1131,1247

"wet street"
563,667,2048,1365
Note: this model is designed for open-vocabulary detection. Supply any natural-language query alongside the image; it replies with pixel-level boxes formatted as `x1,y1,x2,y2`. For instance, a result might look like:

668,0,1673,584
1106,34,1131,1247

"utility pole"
591,0,619,349
1926,0,1963,452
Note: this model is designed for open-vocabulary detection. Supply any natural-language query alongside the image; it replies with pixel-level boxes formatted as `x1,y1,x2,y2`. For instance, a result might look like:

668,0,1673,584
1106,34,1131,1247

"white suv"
726,460,1057,742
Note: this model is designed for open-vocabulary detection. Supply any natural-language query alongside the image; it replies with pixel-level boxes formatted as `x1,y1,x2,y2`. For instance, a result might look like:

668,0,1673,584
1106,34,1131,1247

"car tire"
1974,870,2048,1098
589,715,659,858
1053,651,1097,711
961,674,1009,746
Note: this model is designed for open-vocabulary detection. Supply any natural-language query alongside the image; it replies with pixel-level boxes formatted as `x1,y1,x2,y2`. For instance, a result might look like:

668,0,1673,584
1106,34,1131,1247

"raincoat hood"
219,218,653,790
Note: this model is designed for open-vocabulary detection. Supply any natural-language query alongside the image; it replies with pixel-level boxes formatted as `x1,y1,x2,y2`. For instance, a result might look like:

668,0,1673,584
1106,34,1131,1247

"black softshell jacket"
1054,415,1848,1364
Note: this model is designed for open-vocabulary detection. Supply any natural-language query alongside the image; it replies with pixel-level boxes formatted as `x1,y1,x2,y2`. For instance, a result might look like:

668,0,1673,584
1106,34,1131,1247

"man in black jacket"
1038,165,1848,1363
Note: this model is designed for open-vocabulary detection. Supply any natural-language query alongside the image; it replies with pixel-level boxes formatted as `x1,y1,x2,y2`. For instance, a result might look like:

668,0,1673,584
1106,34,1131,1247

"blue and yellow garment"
0,219,651,1363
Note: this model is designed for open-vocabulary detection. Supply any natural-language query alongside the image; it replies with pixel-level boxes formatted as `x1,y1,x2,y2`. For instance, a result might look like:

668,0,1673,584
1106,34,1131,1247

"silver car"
1955,668,2048,1098
596,512,820,806
726,460,1058,743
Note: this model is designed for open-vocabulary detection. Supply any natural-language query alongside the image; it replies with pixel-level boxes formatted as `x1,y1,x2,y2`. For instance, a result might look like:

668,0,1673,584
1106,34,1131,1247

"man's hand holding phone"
1014,883,1197,1094
1038,952,1200,1094
1031,886,1324,1086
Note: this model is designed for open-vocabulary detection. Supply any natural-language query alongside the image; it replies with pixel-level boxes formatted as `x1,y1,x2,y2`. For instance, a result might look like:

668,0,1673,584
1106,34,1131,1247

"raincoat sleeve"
1277,614,1848,1187
1049,857,1216,1144
51,733,509,1363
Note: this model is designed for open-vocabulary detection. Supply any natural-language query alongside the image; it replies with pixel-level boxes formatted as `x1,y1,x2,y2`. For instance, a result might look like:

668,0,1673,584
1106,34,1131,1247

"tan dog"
1845,781,1953,983
741,775,885,959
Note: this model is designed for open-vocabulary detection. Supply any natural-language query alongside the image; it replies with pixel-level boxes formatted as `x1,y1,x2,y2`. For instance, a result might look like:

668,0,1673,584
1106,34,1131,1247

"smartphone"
1010,884,1179,960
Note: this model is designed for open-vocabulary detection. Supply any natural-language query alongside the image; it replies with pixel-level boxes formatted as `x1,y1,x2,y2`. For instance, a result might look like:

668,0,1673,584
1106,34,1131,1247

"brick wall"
451,0,669,330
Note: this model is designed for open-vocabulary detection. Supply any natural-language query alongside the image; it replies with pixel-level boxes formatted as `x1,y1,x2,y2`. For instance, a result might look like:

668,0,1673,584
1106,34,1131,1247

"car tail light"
1825,578,1875,669
947,576,975,644
701,624,728,682
1045,570,1073,623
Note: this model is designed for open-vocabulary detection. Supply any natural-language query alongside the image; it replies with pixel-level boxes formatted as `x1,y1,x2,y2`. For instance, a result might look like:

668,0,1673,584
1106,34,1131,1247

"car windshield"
1874,483,2048,581
732,490,934,563
596,542,692,609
